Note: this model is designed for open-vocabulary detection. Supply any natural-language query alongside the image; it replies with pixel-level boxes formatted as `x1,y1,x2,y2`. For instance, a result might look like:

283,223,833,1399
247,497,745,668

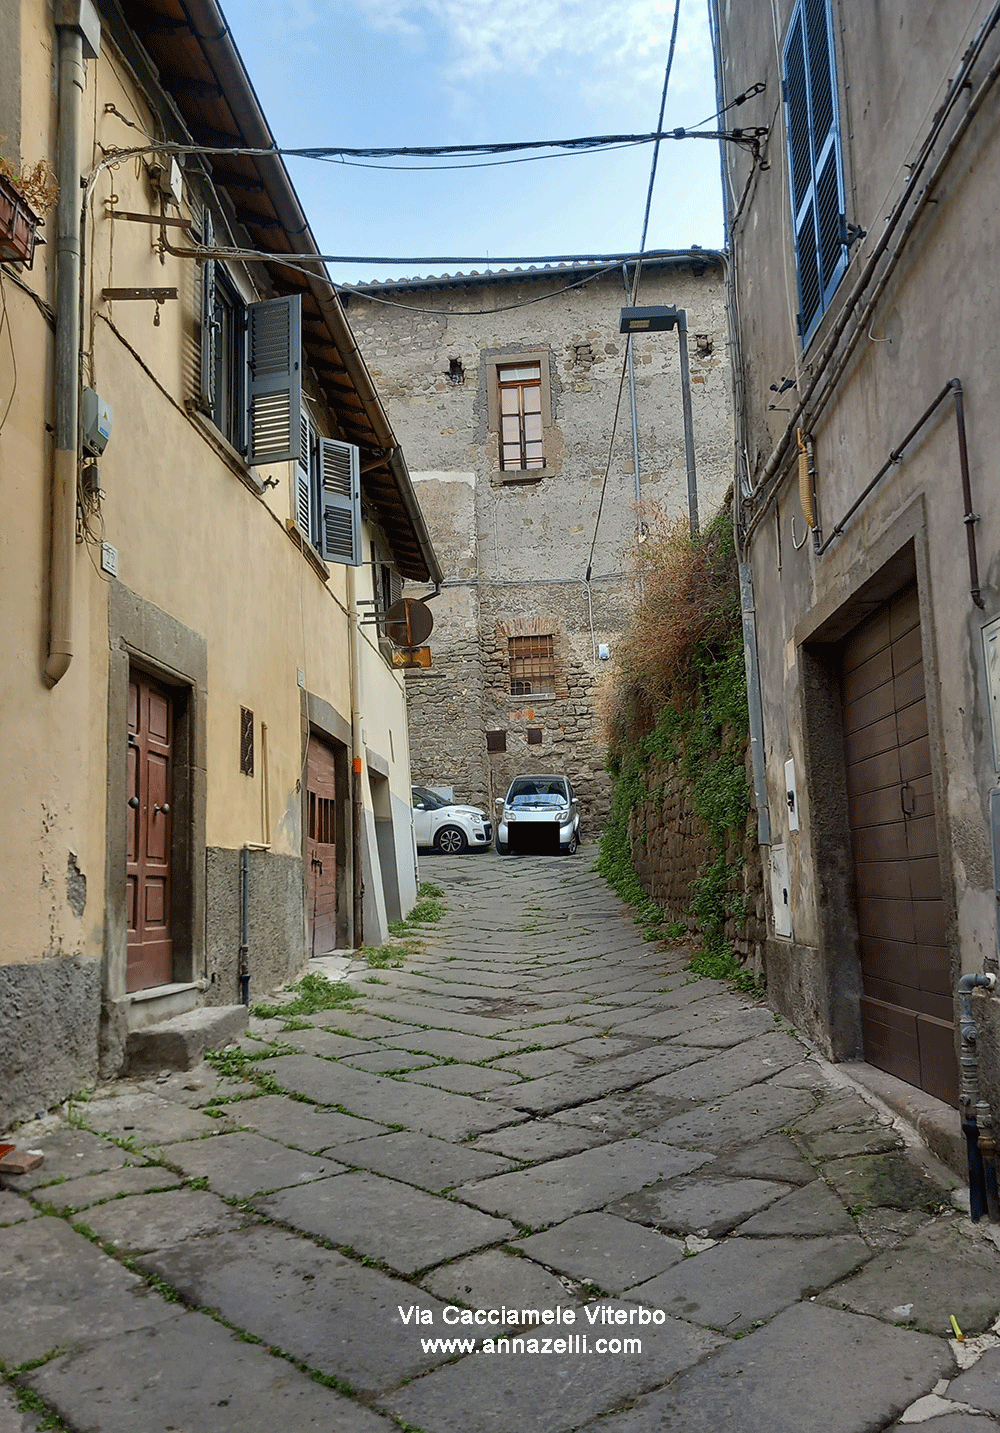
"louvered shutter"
317,438,362,566
246,294,301,465
783,0,846,345
297,411,315,539
389,567,403,607
199,213,216,411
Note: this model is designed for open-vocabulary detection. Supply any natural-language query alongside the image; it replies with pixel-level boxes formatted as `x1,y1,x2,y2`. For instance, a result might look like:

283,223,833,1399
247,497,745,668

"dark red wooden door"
306,736,338,955
127,673,174,991
842,584,957,1104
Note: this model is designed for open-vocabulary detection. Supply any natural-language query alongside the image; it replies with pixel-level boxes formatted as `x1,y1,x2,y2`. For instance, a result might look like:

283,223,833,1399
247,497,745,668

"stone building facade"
345,255,733,829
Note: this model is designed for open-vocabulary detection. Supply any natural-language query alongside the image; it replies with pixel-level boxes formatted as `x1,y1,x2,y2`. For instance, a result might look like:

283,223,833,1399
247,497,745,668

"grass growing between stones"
250,972,359,1020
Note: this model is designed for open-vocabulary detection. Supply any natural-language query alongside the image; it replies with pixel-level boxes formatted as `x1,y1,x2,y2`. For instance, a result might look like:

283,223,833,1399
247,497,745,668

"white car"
411,786,493,854
494,775,580,855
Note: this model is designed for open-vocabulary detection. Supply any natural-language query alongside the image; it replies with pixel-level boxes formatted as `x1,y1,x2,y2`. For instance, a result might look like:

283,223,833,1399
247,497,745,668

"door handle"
128,796,139,809
900,782,915,816
154,803,170,815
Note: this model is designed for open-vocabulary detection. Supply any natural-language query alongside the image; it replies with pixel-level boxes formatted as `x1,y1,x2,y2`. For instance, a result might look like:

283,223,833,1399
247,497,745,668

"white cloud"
344,0,713,117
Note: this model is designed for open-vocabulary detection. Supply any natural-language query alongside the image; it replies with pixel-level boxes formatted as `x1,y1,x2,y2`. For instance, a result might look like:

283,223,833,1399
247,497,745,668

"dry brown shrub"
603,509,738,751
0,150,59,215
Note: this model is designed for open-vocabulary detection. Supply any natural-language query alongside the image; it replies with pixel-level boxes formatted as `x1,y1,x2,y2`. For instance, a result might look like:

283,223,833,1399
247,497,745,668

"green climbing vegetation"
597,510,759,989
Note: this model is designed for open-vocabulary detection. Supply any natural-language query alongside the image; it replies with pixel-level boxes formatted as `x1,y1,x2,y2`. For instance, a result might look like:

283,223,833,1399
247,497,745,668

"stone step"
125,1005,248,1076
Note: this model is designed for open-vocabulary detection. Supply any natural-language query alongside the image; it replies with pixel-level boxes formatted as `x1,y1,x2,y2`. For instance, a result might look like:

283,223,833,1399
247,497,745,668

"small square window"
486,730,507,753
526,728,543,746
509,635,555,695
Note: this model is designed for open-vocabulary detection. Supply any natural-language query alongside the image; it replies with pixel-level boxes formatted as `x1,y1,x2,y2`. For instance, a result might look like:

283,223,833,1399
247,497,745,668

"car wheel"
562,831,579,855
434,825,468,855
495,838,509,855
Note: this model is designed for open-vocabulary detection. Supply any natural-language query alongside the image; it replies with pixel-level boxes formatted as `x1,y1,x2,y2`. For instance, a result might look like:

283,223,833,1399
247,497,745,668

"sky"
219,0,725,285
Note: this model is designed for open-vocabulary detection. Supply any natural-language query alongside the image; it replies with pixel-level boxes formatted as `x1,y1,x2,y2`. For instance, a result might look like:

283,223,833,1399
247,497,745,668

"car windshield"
507,779,569,808
412,786,448,811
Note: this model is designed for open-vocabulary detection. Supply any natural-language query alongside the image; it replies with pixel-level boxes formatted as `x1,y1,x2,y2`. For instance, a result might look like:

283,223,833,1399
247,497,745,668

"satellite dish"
384,597,434,647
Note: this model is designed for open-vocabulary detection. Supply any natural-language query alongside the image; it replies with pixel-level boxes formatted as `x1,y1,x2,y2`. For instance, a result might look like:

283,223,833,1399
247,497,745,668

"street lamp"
620,305,699,536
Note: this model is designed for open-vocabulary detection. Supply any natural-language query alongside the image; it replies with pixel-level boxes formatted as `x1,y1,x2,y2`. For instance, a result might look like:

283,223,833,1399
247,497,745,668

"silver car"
495,775,580,855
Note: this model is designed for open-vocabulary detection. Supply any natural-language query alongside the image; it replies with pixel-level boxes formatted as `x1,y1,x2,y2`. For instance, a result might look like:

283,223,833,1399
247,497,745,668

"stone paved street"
3,850,1000,1432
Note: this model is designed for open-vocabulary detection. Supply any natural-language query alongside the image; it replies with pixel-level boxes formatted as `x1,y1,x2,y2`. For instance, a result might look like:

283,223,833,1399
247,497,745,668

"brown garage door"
841,583,957,1105
306,735,339,956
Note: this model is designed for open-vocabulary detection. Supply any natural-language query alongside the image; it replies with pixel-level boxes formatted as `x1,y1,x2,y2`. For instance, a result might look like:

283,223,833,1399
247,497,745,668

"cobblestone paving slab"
819,1216,1000,1335
421,1248,576,1311
33,1163,182,1211
888,1414,1000,1431
136,1226,457,1394
551,1088,699,1136
495,1047,714,1116
256,1053,522,1138
0,1216,180,1365
255,1170,517,1273
136,1061,257,1106
647,1082,817,1151
74,1090,229,1146
471,1120,607,1162
641,1031,807,1103
734,1177,859,1236
608,1174,794,1238
383,1029,518,1062
305,1010,421,1039
946,1347,1000,1416
404,1063,523,1093
326,1130,515,1191
225,1093,388,1149
22,1313,396,1431
355,1000,523,1036
270,1027,379,1060
458,1140,711,1227
379,1310,725,1433
0,1126,127,1191
626,1233,871,1331
163,1130,344,1197
0,1190,37,1225
0,1383,29,1433
82,1187,254,1254
345,1049,441,1072
713,1131,818,1184
514,1212,686,1294
580,1302,954,1433
488,1047,586,1078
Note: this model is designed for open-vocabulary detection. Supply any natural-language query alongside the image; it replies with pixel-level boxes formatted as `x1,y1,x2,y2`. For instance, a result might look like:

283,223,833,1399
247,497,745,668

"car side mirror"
495,798,504,811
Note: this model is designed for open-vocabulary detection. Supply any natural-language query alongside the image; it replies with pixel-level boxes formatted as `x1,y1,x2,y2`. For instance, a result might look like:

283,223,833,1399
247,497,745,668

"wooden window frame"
485,349,556,482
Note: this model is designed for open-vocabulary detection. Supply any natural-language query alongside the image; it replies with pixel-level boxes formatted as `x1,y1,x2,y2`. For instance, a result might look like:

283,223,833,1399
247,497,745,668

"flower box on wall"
0,173,43,266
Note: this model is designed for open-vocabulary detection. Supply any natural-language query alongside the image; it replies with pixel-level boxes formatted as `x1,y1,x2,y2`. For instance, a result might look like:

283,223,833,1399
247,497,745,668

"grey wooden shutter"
317,437,362,566
296,411,314,539
199,212,216,411
246,294,301,465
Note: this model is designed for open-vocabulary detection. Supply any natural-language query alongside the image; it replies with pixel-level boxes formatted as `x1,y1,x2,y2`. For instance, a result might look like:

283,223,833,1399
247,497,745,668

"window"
498,363,544,470
782,0,848,345
486,730,507,753
371,540,403,622
239,707,254,776
508,635,556,695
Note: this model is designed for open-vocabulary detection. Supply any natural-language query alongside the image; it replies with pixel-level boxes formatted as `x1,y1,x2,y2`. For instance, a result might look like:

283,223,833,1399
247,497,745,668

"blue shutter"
783,0,847,345
317,437,362,566
246,294,301,465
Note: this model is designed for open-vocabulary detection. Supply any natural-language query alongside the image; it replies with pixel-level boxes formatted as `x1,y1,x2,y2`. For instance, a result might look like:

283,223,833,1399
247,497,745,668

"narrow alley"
2,851,1000,1433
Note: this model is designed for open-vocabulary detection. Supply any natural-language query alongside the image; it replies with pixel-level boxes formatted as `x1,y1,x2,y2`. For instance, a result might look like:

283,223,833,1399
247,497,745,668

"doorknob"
154,803,170,815
128,796,139,809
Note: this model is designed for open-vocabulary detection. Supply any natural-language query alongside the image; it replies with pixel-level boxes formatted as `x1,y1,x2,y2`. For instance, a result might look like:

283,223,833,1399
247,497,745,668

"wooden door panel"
126,673,174,992
843,585,956,1104
306,736,339,957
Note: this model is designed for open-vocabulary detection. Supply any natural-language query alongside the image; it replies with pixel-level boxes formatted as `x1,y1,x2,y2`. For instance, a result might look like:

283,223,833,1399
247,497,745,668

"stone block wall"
627,747,766,970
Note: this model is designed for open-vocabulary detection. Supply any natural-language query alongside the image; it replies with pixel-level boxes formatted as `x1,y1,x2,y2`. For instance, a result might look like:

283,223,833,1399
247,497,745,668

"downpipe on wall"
959,971,999,1222
238,842,270,1006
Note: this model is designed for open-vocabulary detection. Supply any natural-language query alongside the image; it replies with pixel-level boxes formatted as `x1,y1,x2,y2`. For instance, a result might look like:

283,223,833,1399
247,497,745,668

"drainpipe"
346,565,364,948
239,846,250,1005
46,3,100,684
738,562,772,847
958,971,998,1221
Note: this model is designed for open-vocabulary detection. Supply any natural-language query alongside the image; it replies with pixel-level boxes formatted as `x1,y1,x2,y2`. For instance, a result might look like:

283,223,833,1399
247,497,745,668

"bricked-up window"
486,730,507,752
527,727,543,745
509,635,556,695
239,707,254,776
498,363,544,470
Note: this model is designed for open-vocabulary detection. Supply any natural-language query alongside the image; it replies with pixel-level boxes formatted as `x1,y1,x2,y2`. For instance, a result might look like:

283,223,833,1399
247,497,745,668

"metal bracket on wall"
101,288,178,302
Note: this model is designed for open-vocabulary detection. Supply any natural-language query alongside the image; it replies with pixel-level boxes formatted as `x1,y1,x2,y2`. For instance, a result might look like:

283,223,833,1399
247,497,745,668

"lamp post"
619,305,699,536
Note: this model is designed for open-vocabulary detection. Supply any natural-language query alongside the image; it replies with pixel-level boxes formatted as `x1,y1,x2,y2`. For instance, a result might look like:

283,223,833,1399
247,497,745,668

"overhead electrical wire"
585,0,684,586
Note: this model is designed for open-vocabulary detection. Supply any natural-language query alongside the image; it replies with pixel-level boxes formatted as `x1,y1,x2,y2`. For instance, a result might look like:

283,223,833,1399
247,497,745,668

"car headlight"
506,811,517,822
556,809,570,821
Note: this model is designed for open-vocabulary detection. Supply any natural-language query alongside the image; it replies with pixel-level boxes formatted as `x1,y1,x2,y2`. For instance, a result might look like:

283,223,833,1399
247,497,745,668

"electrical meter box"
82,388,113,456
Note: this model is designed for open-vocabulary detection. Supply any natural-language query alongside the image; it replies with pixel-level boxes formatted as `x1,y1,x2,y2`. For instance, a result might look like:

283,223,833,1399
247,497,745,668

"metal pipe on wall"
346,565,364,948
46,5,99,684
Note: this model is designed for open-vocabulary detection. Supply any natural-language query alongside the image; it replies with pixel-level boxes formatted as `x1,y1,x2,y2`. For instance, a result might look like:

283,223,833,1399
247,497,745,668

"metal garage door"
841,583,957,1105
